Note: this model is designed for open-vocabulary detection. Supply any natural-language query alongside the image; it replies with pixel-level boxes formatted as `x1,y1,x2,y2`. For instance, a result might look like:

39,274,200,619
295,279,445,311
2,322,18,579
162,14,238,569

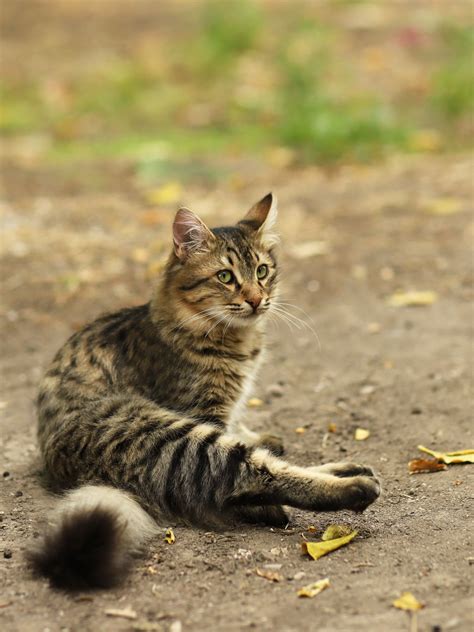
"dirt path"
1,151,473,631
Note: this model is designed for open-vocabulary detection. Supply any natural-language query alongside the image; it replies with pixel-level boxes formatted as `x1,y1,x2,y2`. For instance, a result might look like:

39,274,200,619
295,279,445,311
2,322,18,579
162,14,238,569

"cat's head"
163,193,279,333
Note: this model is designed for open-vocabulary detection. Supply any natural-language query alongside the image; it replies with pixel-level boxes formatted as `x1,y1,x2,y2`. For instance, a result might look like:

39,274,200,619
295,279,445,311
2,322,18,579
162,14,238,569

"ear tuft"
173,208,215,260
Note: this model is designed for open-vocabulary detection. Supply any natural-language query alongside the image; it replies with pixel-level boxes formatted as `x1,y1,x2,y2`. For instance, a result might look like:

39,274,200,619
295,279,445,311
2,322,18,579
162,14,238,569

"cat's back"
37,303,153,425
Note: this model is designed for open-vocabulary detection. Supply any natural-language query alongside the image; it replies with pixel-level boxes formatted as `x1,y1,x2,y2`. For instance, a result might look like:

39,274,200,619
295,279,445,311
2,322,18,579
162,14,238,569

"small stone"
14,490,23,497
3,549,12,559
3,472,10,478
411,407,422,415
266,384,284,398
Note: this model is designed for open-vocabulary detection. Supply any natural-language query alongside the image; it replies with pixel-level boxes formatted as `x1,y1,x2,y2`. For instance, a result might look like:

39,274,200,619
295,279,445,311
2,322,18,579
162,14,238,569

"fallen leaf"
354,428,370,441
409,129,442,152
247,398,263,408
165,528,176,544
297,577,330,598
418,445,474,465
301,530,358,560
255,567,283,582
408,458,447,474
392,592,424,611
295,426,306,434
105,607,138,620
146,182,182,205
289,241,329,259
327,423,337,433
387,291,438,307
423,197,463,216
322,524,353,541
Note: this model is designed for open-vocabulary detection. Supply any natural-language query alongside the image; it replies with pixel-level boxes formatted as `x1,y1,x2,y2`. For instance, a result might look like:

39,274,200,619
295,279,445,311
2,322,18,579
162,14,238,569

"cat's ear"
239,192,279,246
173,208,215,260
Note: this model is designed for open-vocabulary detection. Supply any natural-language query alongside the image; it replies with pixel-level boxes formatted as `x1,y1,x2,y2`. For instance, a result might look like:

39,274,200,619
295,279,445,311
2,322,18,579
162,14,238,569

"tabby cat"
30,193,380,589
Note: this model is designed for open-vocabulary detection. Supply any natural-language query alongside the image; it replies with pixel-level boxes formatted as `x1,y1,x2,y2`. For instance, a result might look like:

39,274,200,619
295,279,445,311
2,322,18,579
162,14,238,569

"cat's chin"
229,313,263,328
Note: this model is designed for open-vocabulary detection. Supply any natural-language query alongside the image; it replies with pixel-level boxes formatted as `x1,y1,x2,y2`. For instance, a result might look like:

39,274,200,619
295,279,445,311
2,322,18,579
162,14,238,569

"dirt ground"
1,3,473,632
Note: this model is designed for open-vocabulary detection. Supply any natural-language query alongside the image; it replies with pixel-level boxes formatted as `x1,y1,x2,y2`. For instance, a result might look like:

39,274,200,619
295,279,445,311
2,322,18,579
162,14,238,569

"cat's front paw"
257,433,285,456
312,462,376,479
338,473,381,512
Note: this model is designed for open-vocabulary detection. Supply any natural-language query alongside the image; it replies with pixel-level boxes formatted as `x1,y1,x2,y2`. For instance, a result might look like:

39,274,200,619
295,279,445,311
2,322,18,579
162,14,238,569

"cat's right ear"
173,208,215,260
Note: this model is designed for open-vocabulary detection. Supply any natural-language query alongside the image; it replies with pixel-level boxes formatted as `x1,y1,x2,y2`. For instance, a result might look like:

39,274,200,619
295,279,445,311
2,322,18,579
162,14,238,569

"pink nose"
245,296,262,311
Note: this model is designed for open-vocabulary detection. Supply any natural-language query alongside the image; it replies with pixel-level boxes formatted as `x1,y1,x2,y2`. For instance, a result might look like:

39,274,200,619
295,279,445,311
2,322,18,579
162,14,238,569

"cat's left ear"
239,192,279,246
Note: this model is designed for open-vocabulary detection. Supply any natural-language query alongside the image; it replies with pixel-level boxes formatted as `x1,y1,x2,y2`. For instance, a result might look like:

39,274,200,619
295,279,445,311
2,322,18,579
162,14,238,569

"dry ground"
1,153,473,632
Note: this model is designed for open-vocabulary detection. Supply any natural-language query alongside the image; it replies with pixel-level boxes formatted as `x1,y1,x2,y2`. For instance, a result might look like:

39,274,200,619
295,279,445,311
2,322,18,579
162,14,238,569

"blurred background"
1,0,472,181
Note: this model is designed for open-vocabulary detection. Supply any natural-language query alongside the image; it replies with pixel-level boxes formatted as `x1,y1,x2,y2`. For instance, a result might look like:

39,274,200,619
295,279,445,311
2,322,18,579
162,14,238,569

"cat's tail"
27,485,158,590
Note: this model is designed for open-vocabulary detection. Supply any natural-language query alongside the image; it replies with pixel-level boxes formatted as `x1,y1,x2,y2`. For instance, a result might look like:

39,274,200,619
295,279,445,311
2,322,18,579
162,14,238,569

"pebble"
265,384,284,398
3,549,12,559
411,407,422,415
14,490,23,497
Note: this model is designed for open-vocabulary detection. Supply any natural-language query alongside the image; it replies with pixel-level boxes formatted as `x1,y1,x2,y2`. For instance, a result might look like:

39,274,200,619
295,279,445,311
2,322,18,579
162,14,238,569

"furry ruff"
27,485,158,590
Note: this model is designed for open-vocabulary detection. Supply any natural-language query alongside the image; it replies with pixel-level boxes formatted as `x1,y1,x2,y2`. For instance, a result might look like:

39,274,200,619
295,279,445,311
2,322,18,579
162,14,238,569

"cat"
29,193,380,589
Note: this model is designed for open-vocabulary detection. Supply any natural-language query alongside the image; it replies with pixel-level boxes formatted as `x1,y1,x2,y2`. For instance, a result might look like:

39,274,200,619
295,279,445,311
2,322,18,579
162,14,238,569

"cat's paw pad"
257,433,285,456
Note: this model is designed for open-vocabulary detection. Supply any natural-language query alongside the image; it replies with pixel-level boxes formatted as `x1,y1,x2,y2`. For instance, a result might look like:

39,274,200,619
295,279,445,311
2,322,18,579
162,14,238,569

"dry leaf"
423,197,463,216
289,241,329,259
146,182,182,205
354,428,370,441
327,423,337,433
301,530,358,560
295,426,306,434
387,291,438,307
322,524,353,541
408,458,447,474
247,398,263,408
409,129,442,152
297,577,330,598
418,445,474,465
105,607,138,620
165,528,176,544
392,592,424,611
255,567,283,582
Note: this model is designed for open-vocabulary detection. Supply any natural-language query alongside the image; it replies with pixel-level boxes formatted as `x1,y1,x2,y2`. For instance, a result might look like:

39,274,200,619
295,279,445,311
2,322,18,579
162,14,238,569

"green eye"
256,264,268,280
217,270,234,284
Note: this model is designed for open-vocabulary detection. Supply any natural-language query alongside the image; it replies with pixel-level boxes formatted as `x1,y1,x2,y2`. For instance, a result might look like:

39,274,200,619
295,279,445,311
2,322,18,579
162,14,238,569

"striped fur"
32,193,380,589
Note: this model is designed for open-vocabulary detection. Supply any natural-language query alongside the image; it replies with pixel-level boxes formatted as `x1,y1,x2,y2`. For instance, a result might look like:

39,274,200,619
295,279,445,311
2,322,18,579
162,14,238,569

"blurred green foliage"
0,1,472,171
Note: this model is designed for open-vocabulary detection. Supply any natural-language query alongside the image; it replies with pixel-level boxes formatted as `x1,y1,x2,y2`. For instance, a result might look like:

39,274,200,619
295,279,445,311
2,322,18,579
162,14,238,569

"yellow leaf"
301,531,358,560
392,592,424,611
165,528,176,544
297,577,330,598
327,423,337,433
387,291,438,307
423,197,463,216
409,129,442,152
354,428,370,441
322,524,353,541
247,398,264,408
147,182,182,205
418,445,474,465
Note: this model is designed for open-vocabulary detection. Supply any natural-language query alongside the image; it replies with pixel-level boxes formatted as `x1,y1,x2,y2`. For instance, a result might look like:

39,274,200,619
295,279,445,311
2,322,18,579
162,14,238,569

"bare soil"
1,3,473,632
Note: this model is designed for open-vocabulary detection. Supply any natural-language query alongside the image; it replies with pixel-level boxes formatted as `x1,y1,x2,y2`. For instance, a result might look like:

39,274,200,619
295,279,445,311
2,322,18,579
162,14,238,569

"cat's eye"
217,270,234,284
256,264,268,280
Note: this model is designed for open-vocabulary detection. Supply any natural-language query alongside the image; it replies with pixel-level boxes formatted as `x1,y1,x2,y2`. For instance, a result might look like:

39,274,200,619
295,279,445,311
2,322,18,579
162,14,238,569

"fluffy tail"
27,485,158,590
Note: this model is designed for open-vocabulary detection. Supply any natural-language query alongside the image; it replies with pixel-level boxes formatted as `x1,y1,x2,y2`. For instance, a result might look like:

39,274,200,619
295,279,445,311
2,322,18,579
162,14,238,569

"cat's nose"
245,296,262,311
